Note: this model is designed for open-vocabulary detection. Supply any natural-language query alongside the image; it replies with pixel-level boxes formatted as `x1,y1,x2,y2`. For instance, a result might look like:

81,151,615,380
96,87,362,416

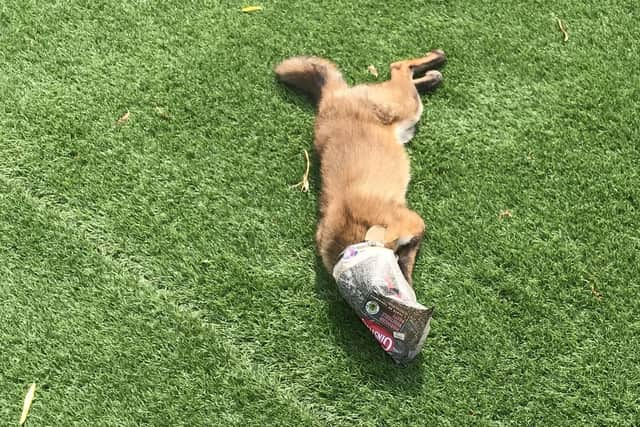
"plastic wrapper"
332,242,434,364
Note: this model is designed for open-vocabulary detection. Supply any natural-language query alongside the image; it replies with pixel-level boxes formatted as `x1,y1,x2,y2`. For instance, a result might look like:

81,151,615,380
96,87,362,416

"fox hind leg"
390,49,446,94
357,49,445,143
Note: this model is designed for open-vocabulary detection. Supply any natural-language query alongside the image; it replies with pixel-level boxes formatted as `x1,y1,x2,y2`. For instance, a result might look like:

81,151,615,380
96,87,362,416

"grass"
1,0,639,425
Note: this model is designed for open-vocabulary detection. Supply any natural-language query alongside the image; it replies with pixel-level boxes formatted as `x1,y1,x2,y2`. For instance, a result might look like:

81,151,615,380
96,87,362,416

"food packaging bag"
332,242,434,364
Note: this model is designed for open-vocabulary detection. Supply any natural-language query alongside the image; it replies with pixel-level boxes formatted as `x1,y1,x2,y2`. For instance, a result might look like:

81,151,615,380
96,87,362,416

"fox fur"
275,50,446,284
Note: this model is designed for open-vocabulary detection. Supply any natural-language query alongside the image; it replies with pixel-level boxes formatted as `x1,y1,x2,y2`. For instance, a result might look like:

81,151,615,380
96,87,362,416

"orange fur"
276,51,446,284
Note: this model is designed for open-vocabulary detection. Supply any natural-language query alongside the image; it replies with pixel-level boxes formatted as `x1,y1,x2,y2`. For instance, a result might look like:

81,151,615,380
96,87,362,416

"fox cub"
276,50,446,285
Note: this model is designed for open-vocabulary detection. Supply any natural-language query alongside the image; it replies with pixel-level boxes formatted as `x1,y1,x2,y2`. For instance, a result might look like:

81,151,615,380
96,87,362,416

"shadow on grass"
273,78,317,114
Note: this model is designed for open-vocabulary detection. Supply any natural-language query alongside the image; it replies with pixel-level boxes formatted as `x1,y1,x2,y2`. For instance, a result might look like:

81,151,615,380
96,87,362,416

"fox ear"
387,239,400,251
383,233,400,251
386,235,419,252
383,208,425,253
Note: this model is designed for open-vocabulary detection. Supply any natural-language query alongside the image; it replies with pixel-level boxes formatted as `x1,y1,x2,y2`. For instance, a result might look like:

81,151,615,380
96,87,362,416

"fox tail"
275,56,347,100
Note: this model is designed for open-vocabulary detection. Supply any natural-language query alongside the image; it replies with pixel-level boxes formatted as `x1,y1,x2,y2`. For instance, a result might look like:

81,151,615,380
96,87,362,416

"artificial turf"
1,0,639,425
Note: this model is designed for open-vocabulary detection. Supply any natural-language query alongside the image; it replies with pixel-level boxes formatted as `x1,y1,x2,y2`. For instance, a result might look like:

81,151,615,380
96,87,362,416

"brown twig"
291,149,310,192
557,18,569,42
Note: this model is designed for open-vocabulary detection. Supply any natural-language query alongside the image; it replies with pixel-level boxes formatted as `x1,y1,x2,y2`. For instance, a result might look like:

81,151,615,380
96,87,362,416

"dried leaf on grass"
591,283,603,300
498,209,513,220
241,5,262,13
155,107,171,120
115,110,130,125
367,65,379,78
19,383,36,426
557,18,569,42
291,149,310,192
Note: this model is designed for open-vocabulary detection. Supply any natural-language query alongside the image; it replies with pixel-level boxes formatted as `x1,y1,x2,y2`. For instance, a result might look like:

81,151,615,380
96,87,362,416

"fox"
275,50,446,285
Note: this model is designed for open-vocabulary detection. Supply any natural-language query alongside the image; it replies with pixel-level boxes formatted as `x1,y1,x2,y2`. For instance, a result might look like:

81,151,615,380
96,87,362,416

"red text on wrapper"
361,318,394,351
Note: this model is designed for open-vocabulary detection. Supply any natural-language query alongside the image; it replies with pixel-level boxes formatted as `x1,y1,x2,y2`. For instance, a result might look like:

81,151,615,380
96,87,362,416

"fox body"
276,50,446,285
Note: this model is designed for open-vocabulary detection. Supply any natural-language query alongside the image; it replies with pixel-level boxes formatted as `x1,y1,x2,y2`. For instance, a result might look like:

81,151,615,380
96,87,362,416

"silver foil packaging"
332,242,434,364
